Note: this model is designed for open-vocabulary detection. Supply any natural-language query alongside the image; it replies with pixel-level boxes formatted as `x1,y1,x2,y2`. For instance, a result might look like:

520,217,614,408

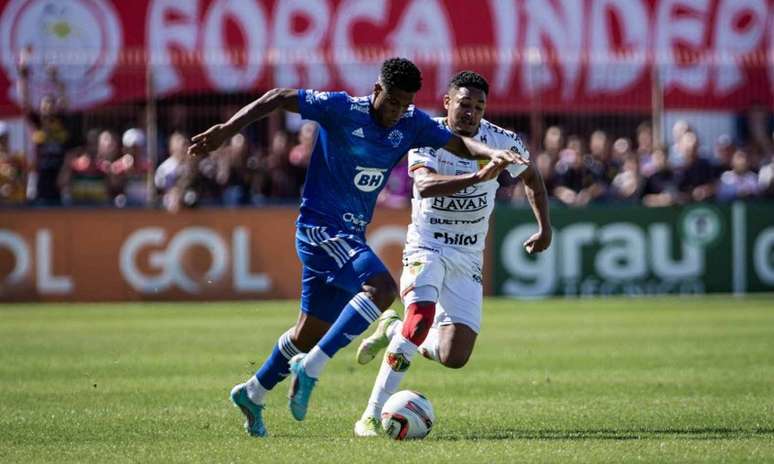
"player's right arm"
189,88,299,156
442,134,528,167
412,156,507,198
518,163,552,254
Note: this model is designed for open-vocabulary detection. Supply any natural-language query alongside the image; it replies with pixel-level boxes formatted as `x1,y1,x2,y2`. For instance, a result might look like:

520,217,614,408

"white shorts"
399,245,484,333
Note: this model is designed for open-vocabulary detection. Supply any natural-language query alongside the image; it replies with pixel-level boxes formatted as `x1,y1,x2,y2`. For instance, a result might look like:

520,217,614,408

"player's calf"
431,322,478,369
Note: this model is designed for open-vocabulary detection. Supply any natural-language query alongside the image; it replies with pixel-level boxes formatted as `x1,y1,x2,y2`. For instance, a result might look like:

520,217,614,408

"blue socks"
319,293,380,357
255,329,301,390
303,293,380,378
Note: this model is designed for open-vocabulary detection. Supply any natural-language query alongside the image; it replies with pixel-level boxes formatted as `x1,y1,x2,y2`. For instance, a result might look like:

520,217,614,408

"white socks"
385,322,439,362
302,346,331,379
364,334,418,418
362,324,442,419
245,377,269,405
418,327,440,362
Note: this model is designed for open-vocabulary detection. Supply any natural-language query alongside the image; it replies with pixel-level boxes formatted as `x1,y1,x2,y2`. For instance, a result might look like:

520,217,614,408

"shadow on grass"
433,428,774,441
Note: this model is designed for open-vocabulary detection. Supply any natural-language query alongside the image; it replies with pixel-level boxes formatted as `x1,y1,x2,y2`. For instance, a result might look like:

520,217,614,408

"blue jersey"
296,89,452,236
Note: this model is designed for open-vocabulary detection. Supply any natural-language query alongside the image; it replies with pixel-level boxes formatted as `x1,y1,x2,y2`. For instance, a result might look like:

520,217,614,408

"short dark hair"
380,58,422,93
449,71,489,95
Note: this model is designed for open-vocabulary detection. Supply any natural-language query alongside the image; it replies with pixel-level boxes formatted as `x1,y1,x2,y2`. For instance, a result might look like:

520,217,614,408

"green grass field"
1,296,773,463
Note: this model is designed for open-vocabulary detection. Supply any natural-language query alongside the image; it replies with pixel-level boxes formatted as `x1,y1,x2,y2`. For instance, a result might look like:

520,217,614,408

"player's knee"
401,302,436,346
279,327,306,355
290,318,329,352
364,274,398,310
369,286,397,310
289,328,315,352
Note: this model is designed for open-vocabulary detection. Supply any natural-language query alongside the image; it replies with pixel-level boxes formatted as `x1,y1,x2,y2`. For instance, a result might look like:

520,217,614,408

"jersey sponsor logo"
353,166,387,192
429,216,486,225
342,212,368,231
433,232,479,246
352,127,365,138
431,193,488,212
388,129,403,147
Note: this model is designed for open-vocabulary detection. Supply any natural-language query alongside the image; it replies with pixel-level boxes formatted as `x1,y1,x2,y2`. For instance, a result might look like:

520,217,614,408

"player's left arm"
518,163,552,254
189,88,299,156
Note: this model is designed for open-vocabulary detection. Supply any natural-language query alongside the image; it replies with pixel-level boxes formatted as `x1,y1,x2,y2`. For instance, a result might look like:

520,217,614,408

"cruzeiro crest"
388,129,403,148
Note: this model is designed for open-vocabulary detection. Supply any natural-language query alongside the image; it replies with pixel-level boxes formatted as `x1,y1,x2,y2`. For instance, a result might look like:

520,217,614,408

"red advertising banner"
0,0,771,116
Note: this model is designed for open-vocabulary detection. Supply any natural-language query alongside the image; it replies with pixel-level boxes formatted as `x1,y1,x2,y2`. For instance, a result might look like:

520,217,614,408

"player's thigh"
333,246,396,310
399,248,445,304
437,323,478,369
300,266,356,326
436,261,483,333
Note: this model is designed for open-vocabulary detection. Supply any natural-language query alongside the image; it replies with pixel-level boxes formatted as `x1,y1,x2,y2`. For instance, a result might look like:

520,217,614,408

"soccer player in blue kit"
188,58,527,437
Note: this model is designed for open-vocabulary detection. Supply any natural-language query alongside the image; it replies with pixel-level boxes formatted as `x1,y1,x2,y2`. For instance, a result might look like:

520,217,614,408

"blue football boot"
288,353,318,421
230,383,267,437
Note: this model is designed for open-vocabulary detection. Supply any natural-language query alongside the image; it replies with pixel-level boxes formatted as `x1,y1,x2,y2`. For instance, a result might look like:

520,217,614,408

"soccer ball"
380,390,435,440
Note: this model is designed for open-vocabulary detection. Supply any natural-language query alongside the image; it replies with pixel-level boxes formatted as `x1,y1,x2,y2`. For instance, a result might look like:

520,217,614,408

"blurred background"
0,0,772,301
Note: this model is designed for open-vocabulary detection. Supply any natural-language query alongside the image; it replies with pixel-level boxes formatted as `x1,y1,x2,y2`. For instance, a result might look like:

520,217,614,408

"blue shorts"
296,225,389,324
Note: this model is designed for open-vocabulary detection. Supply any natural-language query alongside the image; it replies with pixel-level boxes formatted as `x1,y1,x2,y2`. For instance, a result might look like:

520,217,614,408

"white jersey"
405,118,529,253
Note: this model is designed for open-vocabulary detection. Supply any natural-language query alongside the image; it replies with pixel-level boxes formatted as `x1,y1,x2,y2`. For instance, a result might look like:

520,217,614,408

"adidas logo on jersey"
352,128,365,138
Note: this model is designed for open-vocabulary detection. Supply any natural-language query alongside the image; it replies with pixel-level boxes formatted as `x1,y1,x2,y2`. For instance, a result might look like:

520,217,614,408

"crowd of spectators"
1,63,772,210
2,112,773,211
503,116,774,207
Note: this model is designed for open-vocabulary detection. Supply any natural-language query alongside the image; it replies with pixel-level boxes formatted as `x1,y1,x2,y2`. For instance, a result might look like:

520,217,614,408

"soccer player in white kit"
353,71,552,436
